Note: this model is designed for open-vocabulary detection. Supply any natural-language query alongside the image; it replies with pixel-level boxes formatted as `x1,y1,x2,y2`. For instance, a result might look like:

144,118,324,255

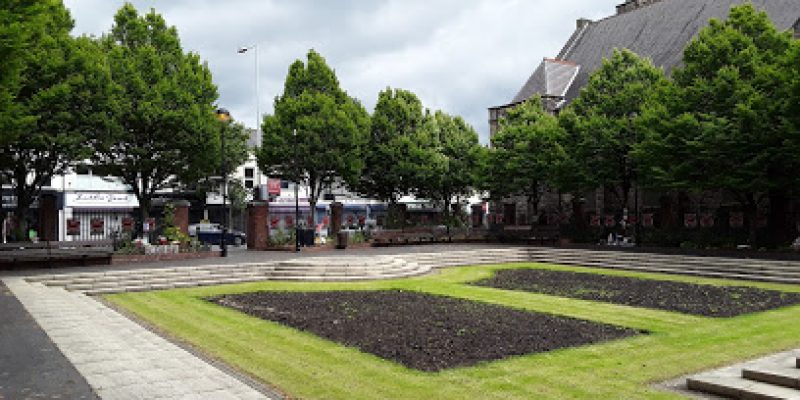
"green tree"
258,50,369,226
413,111,482,228
360,88,426,203
636,4,796,244
570,49,668,213
485,98,566,221
0,3,116,235
0,0,45,148
97,3,225,230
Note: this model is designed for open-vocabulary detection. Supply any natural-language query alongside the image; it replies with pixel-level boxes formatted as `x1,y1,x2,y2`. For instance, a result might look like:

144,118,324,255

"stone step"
687,374,800,399
743,366,800,389
526,249,800,268
65,270,272,292
531,256,800,277
528,256,800,280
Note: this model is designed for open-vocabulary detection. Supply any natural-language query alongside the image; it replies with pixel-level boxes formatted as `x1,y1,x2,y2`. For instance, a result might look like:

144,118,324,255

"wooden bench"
371,228,441,246
526,225,561,245
0,240,114,268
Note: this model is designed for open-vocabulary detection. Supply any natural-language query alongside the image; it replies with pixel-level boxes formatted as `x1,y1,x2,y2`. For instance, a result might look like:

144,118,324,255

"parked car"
188,223,246,246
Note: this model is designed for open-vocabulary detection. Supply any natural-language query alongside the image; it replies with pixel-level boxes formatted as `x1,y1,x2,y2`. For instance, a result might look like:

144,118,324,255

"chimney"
576,18,592,29
616,0,663,15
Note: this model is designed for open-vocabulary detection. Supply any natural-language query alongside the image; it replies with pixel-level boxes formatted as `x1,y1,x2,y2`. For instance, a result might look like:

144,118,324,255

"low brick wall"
111,251,220,265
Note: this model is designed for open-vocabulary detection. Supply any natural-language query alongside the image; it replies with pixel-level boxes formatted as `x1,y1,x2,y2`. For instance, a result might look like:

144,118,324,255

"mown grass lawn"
105,263,800,399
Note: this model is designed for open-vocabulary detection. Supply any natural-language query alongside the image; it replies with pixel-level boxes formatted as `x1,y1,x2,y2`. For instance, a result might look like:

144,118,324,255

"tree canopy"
485,98,566,218
258,50,369,224
635,3,797,243
413,111,482,219
360,88,426,203
97,3,228,224
0,0,46,148
568,49,668,212
0,2,116,232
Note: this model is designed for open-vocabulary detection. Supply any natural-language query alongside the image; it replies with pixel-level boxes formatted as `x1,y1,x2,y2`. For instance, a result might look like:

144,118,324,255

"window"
244,168,254,179
245,180,254,189
281,180,289,189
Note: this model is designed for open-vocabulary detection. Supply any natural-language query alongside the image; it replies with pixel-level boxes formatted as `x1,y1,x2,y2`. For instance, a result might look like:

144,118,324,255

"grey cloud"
64,0,621,143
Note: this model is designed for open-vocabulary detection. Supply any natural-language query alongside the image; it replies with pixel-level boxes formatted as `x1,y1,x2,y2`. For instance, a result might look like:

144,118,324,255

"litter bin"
302,229,315,247
336,231,348,249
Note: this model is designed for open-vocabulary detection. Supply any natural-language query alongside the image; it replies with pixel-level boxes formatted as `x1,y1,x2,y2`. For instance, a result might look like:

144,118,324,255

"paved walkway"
0,281,98,400
3,276,271,399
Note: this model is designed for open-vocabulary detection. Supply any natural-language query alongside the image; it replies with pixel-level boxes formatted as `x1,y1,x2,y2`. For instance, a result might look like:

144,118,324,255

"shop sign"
267,179,281,196
729,212,744,228
700,213,715,228
642,213,654,228
143,218,155,233
684,213,697,228
121,217,134,232
90,218,105,235
66,193,138,208
67,219,80,236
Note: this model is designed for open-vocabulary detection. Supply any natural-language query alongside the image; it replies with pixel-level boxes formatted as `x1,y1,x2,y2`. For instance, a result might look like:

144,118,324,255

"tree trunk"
571,196,586,229
767,188,791,247
138,195,151,240
13,169,35,241
743,193,758,247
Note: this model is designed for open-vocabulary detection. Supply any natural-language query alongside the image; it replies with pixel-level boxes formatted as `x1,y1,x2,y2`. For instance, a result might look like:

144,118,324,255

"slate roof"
508,0,800,106
511,59,580,104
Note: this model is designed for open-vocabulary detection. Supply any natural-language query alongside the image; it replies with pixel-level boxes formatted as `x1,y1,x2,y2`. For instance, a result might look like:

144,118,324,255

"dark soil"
473,269,800,317
210,290,638,372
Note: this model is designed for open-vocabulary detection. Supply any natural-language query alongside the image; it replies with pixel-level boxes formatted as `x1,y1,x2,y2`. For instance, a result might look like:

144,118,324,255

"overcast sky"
63,0,620,143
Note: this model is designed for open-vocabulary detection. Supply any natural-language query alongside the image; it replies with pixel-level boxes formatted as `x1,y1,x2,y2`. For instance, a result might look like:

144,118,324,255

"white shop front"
62,192,139,241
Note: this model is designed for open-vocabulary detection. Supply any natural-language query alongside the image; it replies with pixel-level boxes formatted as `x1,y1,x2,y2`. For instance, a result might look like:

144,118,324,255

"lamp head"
215,108,231,122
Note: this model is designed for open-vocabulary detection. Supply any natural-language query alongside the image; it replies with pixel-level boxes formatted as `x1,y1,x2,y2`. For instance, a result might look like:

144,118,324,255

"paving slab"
0,281,98,400
2,277,275,400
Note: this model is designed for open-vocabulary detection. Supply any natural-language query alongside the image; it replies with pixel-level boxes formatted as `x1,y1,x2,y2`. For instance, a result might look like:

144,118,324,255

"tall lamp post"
237,45,261,186
215,108,231,257
293,128,300,252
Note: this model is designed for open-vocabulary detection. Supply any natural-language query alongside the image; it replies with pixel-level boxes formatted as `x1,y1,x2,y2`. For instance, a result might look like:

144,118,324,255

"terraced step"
687,349,800,399
743,366,800,389
38,255,432,295
687,375,800,399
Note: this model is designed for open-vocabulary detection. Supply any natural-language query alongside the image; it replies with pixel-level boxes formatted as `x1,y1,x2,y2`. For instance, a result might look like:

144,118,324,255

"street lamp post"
215,108,231,257
237,45,261,186
293,128,300,252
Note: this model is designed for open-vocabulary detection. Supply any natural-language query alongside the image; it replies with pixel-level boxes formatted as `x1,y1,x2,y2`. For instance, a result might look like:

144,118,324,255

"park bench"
371,228,440,246
526,225,561,246
0,240,114,268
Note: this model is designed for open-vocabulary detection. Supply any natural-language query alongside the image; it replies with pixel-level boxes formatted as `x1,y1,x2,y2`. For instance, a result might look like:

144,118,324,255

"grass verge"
105,262,800,399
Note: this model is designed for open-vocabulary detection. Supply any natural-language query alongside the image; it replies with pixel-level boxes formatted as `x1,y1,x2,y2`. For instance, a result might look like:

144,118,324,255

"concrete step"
526,255,800,283
687,374,800,399
743,366,800,389
531,256,800,277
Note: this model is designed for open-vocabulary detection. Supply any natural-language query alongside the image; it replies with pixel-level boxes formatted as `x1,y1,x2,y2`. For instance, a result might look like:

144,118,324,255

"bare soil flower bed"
211,290,638,371
473,269,800,317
